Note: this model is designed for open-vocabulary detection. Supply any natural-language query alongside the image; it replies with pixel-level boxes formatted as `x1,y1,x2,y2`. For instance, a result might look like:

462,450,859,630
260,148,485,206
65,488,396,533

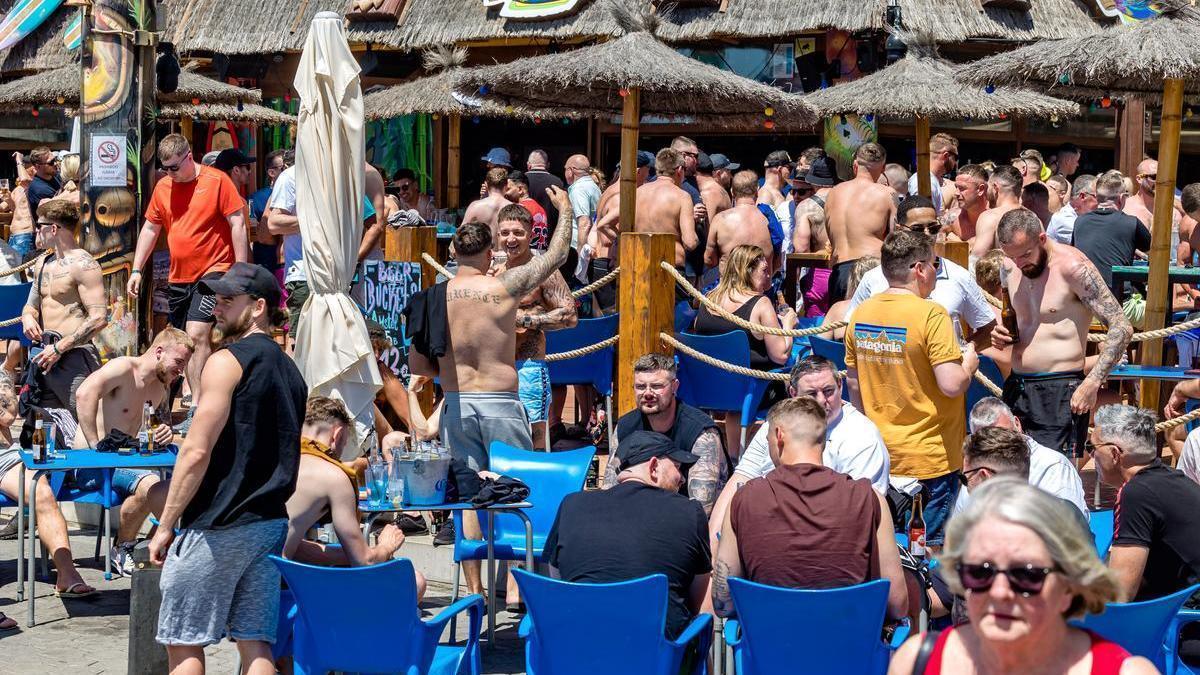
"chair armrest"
889,621,911,650
425,593,484,641
723,618,742,647
1166,609,1200,675
518,613,532,639
670,613,714,675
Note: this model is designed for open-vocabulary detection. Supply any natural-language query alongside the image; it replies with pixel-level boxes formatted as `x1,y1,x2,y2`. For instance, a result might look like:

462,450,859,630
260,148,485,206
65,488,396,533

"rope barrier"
1087,315,1200,343
0,315,20,328
421,253,453,280
660,262,848,338
543,335,619,362
571,267,620,299
659,332,792,381
974,370,1004,397
983,290,1002,309
1157,407,1200,433
0,251,49,279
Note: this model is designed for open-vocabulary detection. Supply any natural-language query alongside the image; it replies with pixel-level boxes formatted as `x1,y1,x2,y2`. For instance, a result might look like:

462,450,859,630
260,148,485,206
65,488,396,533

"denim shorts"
75,468,156,498
920,472,961,547
8,232,33,261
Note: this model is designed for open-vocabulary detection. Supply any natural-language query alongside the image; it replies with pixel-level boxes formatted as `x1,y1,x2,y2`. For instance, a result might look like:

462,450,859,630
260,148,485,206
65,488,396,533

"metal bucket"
396,454,451,506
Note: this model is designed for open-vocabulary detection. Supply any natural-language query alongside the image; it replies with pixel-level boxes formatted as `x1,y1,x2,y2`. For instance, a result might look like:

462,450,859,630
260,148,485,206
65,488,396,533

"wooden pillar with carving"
386,225,437,414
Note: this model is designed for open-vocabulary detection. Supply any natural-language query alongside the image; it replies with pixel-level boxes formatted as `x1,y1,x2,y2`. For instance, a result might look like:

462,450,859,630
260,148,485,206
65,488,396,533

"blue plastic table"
1108,365,1196,382
1111,264,1200,287
18,448,177,626
358,499,532,645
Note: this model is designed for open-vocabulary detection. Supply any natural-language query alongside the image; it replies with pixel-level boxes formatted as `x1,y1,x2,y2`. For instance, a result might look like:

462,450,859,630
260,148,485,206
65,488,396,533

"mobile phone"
29,345,43,360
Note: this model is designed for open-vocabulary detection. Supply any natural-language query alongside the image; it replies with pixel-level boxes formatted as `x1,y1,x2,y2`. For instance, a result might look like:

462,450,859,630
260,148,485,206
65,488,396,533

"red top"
923,626,1130,674
145,164,244,283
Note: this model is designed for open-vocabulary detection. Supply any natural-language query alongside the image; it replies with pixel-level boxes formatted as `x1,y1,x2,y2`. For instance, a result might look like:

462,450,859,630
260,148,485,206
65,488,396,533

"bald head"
1137,159,1157,178
565,154,591,185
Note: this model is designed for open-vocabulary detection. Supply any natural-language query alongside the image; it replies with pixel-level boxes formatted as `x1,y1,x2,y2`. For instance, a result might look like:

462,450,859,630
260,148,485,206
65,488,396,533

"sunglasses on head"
957,561,1060,597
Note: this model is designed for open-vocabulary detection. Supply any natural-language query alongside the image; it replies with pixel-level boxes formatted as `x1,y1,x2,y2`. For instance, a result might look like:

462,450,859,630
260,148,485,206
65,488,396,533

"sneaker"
394,513,429,536
109,541,136,578
0,516,17,541
433,520,455,547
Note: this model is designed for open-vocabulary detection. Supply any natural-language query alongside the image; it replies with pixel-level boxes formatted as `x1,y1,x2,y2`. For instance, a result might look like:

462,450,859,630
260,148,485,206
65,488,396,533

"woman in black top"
693,244,796,369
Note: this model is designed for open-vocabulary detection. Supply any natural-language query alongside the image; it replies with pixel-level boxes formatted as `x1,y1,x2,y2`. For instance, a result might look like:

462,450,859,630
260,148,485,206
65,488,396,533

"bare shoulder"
69,249,101,273
887,633,924,675
870,182,896,200
1119,655,1159,675
1052,243,1094,279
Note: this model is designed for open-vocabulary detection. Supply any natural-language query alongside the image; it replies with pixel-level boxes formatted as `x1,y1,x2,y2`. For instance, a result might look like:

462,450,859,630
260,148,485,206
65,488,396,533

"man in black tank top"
149,262,308,671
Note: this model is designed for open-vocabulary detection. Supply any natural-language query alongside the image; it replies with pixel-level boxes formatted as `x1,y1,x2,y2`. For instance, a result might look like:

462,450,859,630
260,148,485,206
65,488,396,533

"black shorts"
828,259,857,304
1002,370,1089,457
587,258,617,315
167,272,222,329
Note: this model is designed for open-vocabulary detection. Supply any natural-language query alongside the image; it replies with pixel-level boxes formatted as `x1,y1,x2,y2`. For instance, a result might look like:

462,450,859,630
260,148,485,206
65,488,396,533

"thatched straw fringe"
0,65,265,108
804,48,1080,119
453,31,815,123
161,0,343,55
957,2,1200,96
364,68,585,120
0,0,75,74
158,101,294,124
899,0,1106,43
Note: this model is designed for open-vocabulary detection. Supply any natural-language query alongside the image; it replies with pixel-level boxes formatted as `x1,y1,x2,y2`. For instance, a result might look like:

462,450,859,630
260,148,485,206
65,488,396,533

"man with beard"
72,328,194,575
710,154,739,192
971,164,1023,260
150,262,307,675
991,209,1132,458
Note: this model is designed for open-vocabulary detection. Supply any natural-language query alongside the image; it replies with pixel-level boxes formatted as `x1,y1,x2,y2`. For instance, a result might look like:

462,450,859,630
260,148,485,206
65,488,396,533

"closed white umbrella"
293,11,382,456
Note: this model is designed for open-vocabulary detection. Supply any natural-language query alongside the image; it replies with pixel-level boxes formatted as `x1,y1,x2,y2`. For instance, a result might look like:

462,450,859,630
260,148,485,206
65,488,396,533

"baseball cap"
764,150,793,168
709,153,740,171
614,430,699,470
214,148,255,173
696,152,714,173
481,147,512,168
200,262,282,307
616,150,656,176
201,150,221,166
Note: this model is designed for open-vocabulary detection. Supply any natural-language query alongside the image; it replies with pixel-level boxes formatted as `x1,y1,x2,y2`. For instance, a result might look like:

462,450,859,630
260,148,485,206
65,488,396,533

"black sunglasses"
909,257,942,271
906,223,943,237
957,561,1060,597
958,466,992,486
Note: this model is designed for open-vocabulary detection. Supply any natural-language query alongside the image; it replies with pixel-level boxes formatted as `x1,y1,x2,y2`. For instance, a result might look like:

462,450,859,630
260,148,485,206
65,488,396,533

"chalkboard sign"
361,260,422,377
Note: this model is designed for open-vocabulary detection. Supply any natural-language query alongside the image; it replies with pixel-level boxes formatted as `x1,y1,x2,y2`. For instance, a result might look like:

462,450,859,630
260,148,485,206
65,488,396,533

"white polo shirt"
847,256,995,343
734,402,890,493
954,435,1089,519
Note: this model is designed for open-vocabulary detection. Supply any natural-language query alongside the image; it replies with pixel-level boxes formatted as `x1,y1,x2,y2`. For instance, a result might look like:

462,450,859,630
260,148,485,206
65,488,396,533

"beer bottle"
138,401,153,455
1000,278,1020,343
907,492,927,559
31,418,45,464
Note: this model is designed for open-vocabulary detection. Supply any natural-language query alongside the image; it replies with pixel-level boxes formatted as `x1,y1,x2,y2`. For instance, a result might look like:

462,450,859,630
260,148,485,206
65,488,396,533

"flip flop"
54,582,96,599
0,613,17,632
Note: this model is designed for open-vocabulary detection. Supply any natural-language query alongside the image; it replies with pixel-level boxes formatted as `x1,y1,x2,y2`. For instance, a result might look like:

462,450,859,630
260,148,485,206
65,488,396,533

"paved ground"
0,529,526,675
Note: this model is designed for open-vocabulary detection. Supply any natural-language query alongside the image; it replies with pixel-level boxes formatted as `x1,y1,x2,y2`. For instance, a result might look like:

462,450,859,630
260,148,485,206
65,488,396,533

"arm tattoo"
24,266,40,310
1074,260,1133,384
518,272,578,331
502,202,574,299
602,452,620,489
712,559,734,617
688,428,724,514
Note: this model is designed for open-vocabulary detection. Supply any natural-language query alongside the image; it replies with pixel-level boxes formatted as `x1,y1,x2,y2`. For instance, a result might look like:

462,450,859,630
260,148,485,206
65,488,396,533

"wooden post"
180,117,193,146
617,232,676,416
915,116,931,198
389,225,438,413
1117,97,1147,179
618,87,640,232
447,113,461,210
432,113,445,209
1138,79,1184,414
942,240,969,270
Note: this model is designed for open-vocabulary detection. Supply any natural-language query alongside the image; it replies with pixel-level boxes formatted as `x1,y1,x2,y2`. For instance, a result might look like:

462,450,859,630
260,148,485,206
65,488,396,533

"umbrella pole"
447,113,461,209
1138,77,1184,414
915,116,931,198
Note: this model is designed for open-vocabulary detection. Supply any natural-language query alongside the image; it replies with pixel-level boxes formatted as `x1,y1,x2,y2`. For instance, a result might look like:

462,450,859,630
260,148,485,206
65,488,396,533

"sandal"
0,613,16,632
54,581,96,599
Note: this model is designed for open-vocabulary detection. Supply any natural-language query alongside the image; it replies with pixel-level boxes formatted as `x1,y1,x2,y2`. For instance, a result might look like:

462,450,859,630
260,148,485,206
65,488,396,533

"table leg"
486,511,495,647
28,470,40,627
16,464,24,602
514,510,534,570
103,469,112,581
361,513,380,540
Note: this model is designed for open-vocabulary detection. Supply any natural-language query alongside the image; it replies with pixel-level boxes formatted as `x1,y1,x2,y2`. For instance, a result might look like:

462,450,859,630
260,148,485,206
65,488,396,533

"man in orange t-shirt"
128,134,249,410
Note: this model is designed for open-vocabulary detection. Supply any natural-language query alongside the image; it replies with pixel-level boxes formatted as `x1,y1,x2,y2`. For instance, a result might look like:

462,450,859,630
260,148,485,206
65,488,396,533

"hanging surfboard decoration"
0,0,66,51
1094,0,1161,25
499,0,586,19
62,10,81,50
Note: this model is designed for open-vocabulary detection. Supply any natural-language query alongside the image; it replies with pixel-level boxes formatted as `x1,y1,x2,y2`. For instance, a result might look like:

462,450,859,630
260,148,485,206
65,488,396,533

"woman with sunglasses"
890,478,1156,674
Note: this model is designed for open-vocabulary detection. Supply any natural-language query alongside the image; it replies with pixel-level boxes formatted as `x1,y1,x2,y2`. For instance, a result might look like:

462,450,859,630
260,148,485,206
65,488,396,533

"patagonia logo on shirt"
853,323,907,355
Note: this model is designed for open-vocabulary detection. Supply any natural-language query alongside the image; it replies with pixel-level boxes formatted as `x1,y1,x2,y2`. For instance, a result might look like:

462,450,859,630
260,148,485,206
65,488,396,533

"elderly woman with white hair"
889,478,1157,675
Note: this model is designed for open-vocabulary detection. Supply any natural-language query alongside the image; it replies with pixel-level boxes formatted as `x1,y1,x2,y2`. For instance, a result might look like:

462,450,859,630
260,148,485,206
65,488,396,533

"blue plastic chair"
0,282,32,345
673,331,785,450
724,577,902,675
1168,608,1200,675
789,316,825,363
965,354,1006,414
807,335,850,402
56,475,127,564
271,556,484,675
675,301,697,334
1,470,67,578
546,314,618,445
1075,583,1200,671
514,569,712,675
1090,509,1114,559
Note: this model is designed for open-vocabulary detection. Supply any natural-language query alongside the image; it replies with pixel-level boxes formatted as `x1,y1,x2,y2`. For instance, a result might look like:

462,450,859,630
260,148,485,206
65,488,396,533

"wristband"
51,344,60,356
130,269,142,275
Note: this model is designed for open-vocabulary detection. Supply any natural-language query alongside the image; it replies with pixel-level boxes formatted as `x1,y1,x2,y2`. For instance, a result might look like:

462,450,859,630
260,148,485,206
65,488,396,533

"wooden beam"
617,232,676,416
447,113,461,210
618,87,639,233
941,240,969,270
1117,97,1147,178
915,116,931,198
389,225,438,414
1138,79,1184,415
432,113,445,208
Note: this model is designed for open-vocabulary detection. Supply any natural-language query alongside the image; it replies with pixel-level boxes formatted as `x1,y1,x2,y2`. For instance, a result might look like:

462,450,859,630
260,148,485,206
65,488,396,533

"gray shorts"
441,391,532,472
0,445,20,479
157,518,287,647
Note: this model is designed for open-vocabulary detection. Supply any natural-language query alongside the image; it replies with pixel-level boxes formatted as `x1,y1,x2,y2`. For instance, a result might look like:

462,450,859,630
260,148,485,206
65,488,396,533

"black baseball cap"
200,262,281,307
709,153,740,171
614,431,698,469
696,152,714,173
214,148,255,172
764,150,793,168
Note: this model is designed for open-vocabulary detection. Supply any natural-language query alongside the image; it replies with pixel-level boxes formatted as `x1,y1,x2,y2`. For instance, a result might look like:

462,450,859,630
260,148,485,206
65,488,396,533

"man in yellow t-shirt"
845,230,979,547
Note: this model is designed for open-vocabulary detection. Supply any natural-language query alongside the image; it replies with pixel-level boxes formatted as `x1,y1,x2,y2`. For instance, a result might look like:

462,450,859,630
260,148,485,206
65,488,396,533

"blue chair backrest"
965,354,1005,414
1090,509,1114,559
674,330,767,415
271,557,429,673
728,577,891,675
789,316,824,363
808,335,849,402
675,301,697,334
545,314,618,396
0,282,31,344
516,569,679,674
1076,583,1200,667
487,442,595,546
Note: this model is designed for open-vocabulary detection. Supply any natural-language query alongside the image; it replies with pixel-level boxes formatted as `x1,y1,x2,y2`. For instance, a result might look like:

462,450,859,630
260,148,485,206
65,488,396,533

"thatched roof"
452,6,815,128
0,0,75,74
0,65,265,108
158,101,294,123
804,42,1080,120
957,1,1200,98
898,0,1105,44
161,0,344,55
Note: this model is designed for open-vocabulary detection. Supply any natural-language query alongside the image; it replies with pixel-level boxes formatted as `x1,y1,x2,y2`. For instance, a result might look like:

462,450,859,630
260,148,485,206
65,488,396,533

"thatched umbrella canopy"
158,101,294,124
0,65,263,107
955,0,1200,411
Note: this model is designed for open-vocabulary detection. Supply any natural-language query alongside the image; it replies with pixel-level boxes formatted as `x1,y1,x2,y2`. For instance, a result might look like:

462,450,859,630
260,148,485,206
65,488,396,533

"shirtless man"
21,199,107,414
588,152,654,313
362,162,388,258
1022,182,1053,227
825,142,895,303
949,164,989,242
791,154,837,254
461,167,512,241
972,164,1023,260
705,170,774,273
6,153,35,260
1124,159,1179,235
73,328,192,574
757,150,791,208
990,208,1132,458
696,153,733,222
495,204,577,448
633,148,698,270
408,186,573,596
